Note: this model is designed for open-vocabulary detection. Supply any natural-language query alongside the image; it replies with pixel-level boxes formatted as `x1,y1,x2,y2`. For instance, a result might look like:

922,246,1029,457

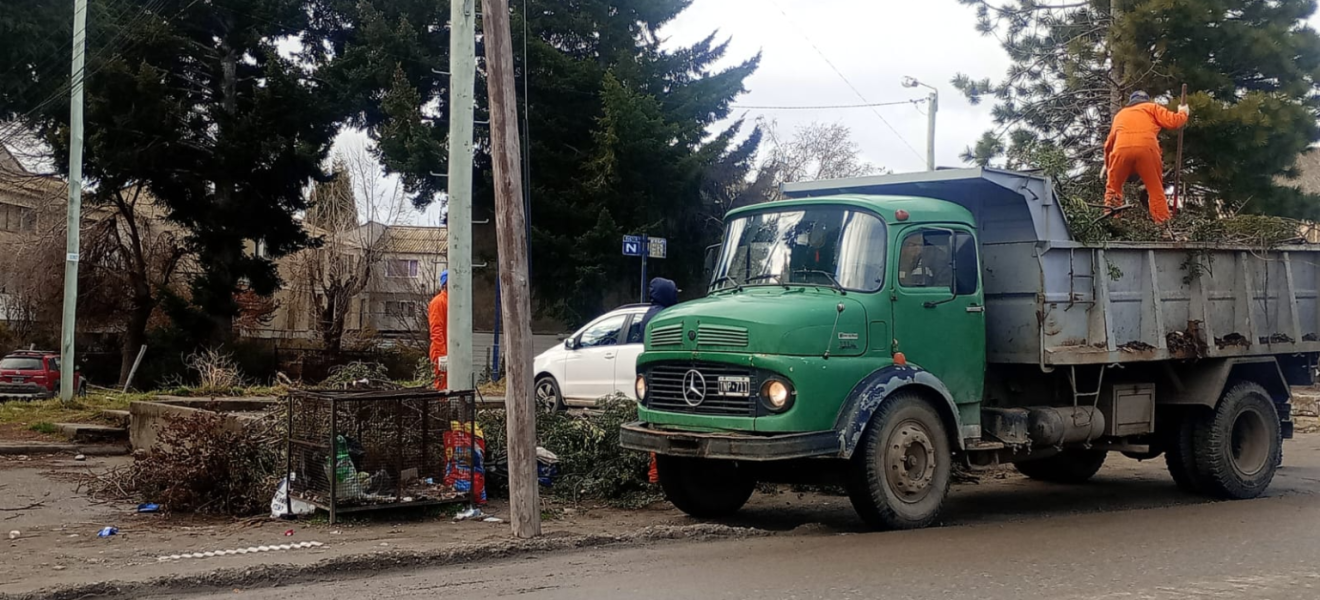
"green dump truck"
620,168,1315,530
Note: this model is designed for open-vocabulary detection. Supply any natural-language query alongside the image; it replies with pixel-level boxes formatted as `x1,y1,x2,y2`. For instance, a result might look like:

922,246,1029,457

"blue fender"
833,365,963,459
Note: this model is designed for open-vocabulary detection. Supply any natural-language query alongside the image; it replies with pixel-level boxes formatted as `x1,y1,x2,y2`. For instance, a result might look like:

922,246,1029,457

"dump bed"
783,169,1320,367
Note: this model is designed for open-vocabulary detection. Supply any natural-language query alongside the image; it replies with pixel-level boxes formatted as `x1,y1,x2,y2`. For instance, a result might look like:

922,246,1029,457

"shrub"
480,397,660,508
93,410,281,516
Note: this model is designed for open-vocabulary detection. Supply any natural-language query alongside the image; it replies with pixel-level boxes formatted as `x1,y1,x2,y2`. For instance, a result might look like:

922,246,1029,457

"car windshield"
711,208,887,292
0,357,42,370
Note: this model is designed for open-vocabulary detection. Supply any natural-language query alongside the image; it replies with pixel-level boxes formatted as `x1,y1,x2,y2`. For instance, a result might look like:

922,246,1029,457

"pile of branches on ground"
87,409,283,516
480,397,660,509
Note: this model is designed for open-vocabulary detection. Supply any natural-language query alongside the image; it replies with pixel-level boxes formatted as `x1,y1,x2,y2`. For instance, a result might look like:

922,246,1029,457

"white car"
533,304,650,409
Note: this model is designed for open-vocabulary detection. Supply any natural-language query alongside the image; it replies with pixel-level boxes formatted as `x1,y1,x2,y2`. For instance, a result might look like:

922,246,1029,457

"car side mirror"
564,338,577,350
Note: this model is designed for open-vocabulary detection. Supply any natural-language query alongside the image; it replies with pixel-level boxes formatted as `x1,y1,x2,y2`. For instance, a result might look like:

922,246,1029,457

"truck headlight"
635,374,647,401
761,379,794,412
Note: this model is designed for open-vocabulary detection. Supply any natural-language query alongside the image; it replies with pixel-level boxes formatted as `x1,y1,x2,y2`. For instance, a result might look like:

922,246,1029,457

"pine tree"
955,0,1320,217
320,0,759,324
1,0,342,343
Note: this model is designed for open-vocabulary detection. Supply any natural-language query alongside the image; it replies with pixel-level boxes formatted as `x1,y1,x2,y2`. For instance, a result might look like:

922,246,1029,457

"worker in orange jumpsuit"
428,270,449,390
1103,90,1190,223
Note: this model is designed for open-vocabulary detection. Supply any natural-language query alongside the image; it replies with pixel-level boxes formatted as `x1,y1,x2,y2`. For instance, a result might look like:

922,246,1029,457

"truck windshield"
712,208,887,292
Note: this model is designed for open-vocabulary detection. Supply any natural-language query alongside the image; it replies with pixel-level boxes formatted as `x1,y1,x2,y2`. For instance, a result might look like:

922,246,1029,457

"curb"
3,524,771,600
0,443,129,456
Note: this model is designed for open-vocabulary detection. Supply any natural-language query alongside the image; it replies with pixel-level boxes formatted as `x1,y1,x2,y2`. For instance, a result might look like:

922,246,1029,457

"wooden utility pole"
479,0,540,539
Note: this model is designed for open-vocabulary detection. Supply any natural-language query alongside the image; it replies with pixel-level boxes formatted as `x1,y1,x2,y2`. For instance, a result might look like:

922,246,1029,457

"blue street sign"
648,237,667,259
622,235,643,257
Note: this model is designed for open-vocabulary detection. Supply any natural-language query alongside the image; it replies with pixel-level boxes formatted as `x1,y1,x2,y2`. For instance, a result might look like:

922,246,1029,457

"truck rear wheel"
1014,449,1107,483
1191,382,1281,500
1163,408,1211,493
846,392,951,530
655,455,755,518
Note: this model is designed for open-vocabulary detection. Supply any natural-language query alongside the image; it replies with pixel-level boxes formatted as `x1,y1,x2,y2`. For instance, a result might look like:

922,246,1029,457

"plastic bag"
326,436,364,500
270,474,316,518
443,421,486,504
536,447,559,487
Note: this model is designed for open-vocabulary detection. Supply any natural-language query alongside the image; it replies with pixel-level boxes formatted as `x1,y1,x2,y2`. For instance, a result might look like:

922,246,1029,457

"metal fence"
285,387,479,524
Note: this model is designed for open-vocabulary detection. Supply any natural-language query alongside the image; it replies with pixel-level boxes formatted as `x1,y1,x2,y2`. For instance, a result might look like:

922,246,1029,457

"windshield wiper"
792,269,846,294
745,273,784,286
708,276,741,292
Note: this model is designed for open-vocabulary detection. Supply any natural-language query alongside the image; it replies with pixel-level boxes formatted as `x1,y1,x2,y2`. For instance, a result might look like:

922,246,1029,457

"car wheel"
534,376,566,411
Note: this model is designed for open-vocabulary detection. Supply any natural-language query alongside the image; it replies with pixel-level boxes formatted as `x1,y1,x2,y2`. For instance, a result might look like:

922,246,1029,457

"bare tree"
758,120,882,192
289,146,409,354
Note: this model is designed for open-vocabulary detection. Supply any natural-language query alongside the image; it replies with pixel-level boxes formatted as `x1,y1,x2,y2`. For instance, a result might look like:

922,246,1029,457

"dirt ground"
0,423,61,444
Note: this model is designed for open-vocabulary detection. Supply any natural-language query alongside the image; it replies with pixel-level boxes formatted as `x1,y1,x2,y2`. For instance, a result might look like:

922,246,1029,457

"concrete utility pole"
60,0,88,405
902,76,938,172
480,0,541,539
447,0,476,391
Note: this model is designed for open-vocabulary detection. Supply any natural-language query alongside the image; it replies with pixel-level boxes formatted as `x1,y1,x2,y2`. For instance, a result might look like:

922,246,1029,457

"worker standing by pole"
481,0,541,539
60,0,88,405
446,0,476,392
428,271,449,390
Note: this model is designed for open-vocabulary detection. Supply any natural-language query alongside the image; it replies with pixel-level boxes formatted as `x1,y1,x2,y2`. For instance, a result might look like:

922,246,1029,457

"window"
386,259,419,278
385,301,418,318
712,208,887,292
625,313,646,344
0,357,42,370
898,229,978,294
0,204,34,233
577,315,627,348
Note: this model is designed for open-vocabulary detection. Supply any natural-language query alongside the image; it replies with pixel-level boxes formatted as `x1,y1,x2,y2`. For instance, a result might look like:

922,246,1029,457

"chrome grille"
650,324,684,347
646,363,756,417
697,324,748,347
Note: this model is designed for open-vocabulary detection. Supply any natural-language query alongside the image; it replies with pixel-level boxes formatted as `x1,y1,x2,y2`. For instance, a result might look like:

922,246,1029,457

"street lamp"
903,76,939,172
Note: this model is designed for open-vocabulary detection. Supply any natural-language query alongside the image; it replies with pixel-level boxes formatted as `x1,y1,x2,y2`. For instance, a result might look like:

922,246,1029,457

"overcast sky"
353,0,1320,225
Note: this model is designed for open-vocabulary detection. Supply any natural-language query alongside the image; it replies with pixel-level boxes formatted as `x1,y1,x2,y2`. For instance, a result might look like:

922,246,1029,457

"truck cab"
623,168,1312,530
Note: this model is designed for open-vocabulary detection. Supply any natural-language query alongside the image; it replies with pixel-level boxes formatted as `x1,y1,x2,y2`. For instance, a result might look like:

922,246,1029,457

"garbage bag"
271,475,316,518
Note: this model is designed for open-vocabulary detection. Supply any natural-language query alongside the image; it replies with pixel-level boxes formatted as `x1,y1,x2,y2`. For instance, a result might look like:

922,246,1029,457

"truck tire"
656,455,755,518
1163,408,1211,493
1014,450,1107,483
846,391,951,530
1191,382,1281,500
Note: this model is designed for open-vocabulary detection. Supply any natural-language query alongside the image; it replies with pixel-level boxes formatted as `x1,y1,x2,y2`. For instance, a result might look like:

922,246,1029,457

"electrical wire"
733,99,928,111
766,0,927,166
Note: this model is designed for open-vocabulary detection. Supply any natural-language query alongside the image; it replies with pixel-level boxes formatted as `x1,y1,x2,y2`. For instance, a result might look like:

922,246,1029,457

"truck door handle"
604,353,616,359
966,306,985,313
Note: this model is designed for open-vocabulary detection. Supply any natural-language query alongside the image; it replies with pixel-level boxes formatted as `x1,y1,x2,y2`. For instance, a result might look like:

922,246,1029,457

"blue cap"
440,270,449,287
1129,90,1151,105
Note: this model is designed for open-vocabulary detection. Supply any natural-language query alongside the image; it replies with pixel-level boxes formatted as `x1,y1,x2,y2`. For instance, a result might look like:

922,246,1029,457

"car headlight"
635,374,647,401
761,379,794,412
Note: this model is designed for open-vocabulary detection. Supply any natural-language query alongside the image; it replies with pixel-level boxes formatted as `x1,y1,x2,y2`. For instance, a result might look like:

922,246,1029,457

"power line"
766,0,926,166
733,99,927,111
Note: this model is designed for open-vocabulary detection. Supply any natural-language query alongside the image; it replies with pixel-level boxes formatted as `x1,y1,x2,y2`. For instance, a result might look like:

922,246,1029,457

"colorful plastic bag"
443,421,486,504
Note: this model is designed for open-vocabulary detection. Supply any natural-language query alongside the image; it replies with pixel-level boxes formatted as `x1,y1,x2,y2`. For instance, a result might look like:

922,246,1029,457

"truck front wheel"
1014,449,1107,483
655,455,755,518
1191,382,1281,500
846,392,951,530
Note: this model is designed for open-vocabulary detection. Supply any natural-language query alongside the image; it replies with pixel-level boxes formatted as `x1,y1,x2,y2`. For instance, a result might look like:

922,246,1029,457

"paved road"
188,441,1320,600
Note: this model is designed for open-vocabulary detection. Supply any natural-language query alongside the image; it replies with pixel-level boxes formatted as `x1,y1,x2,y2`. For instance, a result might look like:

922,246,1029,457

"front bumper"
620,421,840,461
0,384,52,399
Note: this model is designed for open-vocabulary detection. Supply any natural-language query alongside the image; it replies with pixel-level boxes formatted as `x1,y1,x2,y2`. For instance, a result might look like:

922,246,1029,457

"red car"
0,351,86,399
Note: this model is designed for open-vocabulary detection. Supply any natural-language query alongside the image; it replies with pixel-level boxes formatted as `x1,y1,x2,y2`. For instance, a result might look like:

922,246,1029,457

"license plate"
10,377,24,383
717,376,751,397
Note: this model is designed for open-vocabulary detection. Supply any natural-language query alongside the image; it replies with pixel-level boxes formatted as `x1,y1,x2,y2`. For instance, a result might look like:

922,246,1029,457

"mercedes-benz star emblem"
682,369,707,407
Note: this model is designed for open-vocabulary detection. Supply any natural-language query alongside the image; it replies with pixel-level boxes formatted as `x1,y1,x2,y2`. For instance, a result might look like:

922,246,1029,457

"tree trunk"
1108,0,1125,117
119,290,152,387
